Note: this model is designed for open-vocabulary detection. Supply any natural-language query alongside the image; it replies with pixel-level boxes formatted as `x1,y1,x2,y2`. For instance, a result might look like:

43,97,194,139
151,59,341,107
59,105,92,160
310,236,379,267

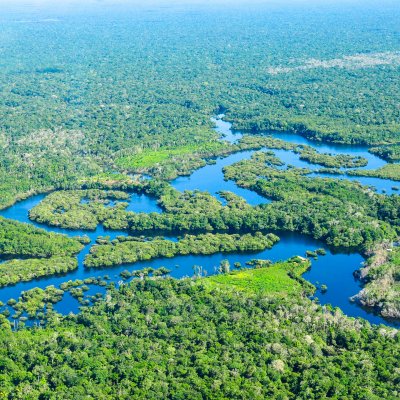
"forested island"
0,0,399,398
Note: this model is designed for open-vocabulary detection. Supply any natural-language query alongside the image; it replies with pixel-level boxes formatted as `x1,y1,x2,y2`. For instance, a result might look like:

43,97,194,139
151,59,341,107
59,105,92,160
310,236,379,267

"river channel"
0,116,398,327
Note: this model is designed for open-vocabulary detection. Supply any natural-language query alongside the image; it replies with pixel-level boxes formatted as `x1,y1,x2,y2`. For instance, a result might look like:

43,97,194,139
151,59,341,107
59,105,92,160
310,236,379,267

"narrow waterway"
213,115,399,194
0,116,398,327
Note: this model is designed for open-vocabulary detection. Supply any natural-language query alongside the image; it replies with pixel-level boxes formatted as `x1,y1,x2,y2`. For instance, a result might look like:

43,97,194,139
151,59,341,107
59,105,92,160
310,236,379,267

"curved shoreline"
0,117,398,327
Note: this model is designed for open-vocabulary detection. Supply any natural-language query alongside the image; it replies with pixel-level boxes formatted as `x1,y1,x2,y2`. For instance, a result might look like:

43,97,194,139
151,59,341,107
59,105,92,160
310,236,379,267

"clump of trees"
370,144,400,162
0,257,77,288
352,244,400,319
9,285,64,323
0,218,83,287
298,147,368,168
222,152,400,249
348,164,400,181
120,266,171,280
85,232,279,268
0,217,83,258
29,190,132,230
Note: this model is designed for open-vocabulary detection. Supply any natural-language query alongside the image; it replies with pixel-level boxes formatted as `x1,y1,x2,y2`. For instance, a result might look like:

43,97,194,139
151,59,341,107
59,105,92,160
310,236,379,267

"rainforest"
0,0,399,398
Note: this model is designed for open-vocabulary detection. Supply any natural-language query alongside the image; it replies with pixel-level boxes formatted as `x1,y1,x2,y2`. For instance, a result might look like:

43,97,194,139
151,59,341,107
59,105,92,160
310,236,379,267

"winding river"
0,116,398,327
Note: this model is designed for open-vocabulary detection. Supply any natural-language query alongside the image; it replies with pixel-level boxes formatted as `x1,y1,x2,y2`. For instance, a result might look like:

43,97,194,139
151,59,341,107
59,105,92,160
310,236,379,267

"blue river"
0,116,398,327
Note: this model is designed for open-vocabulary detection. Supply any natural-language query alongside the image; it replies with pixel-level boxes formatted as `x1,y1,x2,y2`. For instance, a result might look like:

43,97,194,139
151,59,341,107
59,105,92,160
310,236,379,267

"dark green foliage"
117,173,397,251
85,232,279,268
0,217,82,286
0,269,398,399
298,147,368,168
0,257,77,288
0,217,83,258
0,218,83,286
370,144,400,162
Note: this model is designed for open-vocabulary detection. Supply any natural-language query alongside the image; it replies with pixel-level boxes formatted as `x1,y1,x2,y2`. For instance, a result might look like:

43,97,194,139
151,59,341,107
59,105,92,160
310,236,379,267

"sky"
0,0,396,17
0,0,391,5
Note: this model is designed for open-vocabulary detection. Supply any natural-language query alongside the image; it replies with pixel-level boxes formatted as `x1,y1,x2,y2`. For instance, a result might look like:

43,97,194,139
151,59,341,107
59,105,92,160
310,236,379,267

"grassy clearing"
205,257,312,297
115,142,226,169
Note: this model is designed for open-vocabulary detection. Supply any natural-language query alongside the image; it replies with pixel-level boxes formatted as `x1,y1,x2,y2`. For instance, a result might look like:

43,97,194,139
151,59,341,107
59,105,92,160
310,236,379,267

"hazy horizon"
0,0,398,9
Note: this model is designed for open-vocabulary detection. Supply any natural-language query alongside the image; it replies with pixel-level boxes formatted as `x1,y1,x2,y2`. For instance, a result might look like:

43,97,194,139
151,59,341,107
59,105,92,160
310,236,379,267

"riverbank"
0,117,399,327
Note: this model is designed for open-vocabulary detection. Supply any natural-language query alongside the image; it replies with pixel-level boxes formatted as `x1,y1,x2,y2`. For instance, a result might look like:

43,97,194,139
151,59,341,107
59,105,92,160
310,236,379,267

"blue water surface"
0,117,398,327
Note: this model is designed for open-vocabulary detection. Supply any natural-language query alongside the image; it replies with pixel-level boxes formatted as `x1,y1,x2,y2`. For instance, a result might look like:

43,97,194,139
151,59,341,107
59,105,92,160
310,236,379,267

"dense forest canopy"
1,1,400,204
0,1,399,398
0,263,399,399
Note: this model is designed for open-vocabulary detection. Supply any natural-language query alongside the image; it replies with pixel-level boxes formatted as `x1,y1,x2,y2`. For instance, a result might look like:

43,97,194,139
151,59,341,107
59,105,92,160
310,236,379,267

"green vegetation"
370,144,400,162
115,139,228,169
316,248,327,256
0,260,398,398
0,3,400,207
237,135,297,152
0,217,83,258
298,147,368,168
207,256,313,297
348,163,400,181
0,218,82,286
29,190,132,230
118,134,293,180
85,232,279,268
306,250,318,259
2,276,116,327
236,136,368,169
222,151,400,249
0,257,77,288
0,3,400,397
353,244,400,319
10,286,64,321
102,159,400,251
60,277,108,292
119,266,172,280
